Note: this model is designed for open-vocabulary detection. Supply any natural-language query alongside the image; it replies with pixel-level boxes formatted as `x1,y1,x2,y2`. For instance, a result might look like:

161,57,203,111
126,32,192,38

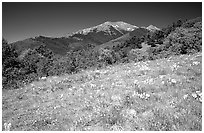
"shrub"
48,56,74,76
167,27,202,54
128,49,149,62
98,48,116,65
2,38,21,89
182,17,201,28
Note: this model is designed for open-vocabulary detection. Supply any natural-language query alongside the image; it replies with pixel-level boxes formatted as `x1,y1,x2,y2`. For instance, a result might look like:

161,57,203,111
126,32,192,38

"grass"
2,52,202,131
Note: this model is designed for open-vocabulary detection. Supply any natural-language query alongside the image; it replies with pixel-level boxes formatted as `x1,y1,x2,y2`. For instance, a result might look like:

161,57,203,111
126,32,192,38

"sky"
2,2,202,43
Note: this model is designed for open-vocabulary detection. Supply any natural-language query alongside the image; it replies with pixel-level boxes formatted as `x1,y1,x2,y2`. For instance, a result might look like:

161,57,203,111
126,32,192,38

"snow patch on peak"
127,27,135,31
141,26,146,29
146,25,160,31
104,21,111,24
70,21,139,36
76,27,93,35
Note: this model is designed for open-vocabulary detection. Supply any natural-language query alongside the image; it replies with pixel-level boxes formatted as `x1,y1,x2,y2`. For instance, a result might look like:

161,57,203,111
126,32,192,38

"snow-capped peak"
146,25,160,32
70,21,139,36
109,21,139,31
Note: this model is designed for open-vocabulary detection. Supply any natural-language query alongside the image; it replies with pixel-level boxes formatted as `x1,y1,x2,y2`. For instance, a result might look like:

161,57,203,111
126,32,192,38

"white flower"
199,97,202,102
159,75,165,79
111,95,121,105
132,91,137,97
145,93,150,98
140,65,150,71
40,77,47,80
134,80,139,84
171,79,177,84
183,94,188,99
139,93,145,99
4,123,11,131
192,93,197,98
90,83,96,88
192,61,200,65
196,91,202,96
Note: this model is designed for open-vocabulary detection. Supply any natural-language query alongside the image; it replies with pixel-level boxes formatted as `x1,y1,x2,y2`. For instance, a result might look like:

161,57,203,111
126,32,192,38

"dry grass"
2,52,202,131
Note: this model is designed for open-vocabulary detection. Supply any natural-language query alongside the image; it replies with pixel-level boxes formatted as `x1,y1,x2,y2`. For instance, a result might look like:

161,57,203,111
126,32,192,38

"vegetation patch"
2,52,202,131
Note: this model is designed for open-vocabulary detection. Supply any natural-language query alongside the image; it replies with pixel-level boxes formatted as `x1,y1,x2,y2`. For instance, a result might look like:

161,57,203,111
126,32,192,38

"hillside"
96,27,150,50
2,52,202,131
10,21,158,55
11,36,77,55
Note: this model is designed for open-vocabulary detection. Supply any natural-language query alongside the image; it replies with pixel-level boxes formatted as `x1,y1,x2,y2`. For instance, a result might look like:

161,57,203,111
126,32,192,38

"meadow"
2,52,202,131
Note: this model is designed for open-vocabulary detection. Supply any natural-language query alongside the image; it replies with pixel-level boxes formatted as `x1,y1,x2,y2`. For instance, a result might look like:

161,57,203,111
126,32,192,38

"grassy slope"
95,28,150,50
94,33,131,50
2,52,202,131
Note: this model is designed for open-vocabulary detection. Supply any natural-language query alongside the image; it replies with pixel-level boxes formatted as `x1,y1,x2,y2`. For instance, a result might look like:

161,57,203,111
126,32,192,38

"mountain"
69,21,139,44
146,25,160,32
95,27,150,50
11,21,159,55
11,36,79,55
71,21,138,36
3,17,202,131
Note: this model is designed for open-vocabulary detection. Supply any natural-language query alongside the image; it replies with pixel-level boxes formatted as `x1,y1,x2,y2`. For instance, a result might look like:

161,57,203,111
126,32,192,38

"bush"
2,38,21,89
128,49,149,62
48,49,102,76
182,17,201,28
167,27,202,54
98,48,116,65
48,56,75,76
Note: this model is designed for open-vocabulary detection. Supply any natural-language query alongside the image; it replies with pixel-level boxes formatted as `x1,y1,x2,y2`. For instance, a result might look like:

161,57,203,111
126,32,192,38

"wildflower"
199,97,202,102
111,125,123,131
196,91,202,102
40,77,47,80
139,64,150,71
111,95,121,105
183,94,188,99
90,83,96,88
134,80,139,84
192,61,200,65
171,79,177,84
145,93,150,99
4,123,11,131
192,93,197,98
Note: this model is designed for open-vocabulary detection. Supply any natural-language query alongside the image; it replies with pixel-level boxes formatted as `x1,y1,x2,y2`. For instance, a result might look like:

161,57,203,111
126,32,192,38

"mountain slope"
11,21,159,55
146,25,160,32
69,21,139,44
71,21,138,35
11,36,75,55
2,52,202,131
95,27,150,50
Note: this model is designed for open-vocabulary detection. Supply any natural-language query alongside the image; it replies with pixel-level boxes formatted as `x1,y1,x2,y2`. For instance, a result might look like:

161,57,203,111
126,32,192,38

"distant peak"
147,25,157,28
116,21,128,24
103,21,130,25
146,25,160,31
104,21,111,24
69,21,139,36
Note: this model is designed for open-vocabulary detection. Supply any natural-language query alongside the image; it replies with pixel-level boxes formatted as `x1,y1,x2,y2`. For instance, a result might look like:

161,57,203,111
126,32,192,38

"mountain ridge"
69,21,160,37
11,21,160,55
